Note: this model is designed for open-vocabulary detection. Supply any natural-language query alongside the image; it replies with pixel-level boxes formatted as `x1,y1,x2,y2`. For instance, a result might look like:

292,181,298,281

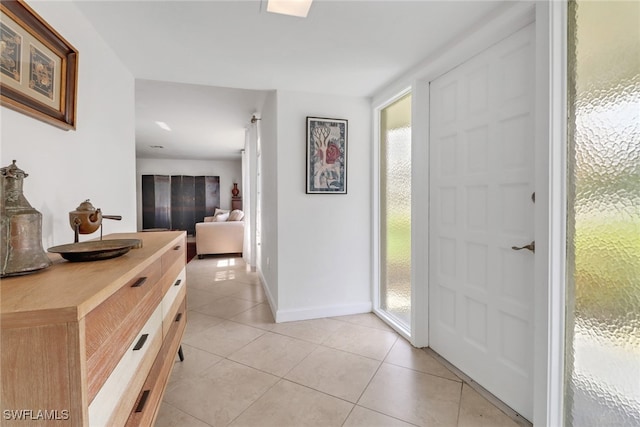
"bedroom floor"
154,256,524,427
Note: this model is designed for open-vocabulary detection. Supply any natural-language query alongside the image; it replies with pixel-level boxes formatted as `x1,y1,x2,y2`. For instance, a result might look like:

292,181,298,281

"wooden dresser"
0,231,187,426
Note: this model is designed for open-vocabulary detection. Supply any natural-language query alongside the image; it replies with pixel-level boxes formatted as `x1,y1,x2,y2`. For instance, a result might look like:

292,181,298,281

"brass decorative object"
0,160,52,277
68,199,122,242
48,239,141,262
47,199,134,262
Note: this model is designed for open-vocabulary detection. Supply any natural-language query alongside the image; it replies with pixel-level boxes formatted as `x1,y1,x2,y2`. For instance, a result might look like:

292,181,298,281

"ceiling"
135,80,267,159
75,0,506,160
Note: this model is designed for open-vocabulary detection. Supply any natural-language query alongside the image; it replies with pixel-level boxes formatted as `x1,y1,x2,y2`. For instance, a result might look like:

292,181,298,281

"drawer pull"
175,312,183,322
133,334,149,351
135,390,150,413
173,279,182,287
131,277,147,288
173,245,181,251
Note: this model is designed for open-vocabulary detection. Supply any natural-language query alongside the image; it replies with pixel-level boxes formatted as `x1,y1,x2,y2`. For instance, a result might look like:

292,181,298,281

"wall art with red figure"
306,116,347,194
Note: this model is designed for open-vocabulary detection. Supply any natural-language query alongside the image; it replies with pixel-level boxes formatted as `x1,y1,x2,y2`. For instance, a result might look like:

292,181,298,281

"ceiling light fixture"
266,0,313,18
155,121,171,131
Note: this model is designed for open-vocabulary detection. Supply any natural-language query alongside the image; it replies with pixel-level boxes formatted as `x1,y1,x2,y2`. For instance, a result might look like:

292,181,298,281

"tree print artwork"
306,117,347,194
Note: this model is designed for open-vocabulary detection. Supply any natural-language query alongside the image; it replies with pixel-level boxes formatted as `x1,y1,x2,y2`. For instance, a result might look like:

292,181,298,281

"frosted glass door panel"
380,93,412,327
566,1,640,425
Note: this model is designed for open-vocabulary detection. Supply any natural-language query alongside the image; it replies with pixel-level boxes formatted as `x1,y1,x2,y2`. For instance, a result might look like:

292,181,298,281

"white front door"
428,23,535,421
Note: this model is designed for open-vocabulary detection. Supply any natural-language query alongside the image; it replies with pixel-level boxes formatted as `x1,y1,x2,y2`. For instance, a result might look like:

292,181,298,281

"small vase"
232,183,240,197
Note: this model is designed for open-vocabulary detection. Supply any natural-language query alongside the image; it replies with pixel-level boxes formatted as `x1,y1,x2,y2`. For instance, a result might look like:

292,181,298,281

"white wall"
0,1,136,247
258,91,279,308
135,157,242,230
272,90,372,322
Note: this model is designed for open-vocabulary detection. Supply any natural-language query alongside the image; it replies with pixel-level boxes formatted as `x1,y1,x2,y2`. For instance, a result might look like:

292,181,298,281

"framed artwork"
0,0,78,130
306,116,348,194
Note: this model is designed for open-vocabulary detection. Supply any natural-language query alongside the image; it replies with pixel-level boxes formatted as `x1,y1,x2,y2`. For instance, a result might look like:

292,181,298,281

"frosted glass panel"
380,93,411,326
566,1,640,425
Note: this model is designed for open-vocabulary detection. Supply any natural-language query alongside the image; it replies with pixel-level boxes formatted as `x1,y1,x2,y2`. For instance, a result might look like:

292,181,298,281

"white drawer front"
162,267,186,320
89,303,162,426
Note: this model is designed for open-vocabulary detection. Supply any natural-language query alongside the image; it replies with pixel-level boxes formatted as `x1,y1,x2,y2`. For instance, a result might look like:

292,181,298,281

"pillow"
214,212,229,222
213,208,229,217
203,216,216,223
228,210,244,221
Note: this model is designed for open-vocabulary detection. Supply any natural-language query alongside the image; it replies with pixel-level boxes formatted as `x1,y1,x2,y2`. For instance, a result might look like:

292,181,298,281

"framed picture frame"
1,0,78,130
306,116,348,194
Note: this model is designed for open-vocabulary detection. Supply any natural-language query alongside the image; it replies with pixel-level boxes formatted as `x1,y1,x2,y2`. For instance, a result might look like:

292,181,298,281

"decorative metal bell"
0,160,51,277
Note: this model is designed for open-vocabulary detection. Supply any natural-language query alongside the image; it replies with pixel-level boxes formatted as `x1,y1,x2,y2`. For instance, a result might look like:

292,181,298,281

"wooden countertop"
1,231,185,328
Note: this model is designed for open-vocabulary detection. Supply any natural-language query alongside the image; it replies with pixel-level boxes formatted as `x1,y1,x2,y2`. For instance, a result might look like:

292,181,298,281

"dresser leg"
178,345,185,362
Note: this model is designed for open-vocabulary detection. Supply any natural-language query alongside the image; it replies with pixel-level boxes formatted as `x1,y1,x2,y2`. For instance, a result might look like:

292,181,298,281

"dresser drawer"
85,259,162,402
162,267,186,337
89,303,163,427
161,239,185,276
126,297,187,427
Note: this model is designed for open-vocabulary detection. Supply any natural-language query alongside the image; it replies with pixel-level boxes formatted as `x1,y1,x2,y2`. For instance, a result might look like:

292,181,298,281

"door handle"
512,241,535,253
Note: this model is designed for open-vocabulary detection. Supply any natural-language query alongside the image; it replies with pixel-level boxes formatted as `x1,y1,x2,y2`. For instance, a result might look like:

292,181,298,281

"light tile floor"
155,256,524,427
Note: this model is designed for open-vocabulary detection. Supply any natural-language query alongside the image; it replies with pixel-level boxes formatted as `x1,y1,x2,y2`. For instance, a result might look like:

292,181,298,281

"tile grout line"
350,405,422,427
221,324,367,416
352,334,399,405
382,359,463,385
216,327,395,424
275,377,359,407
424,347,533,427
158,400,215,427
224,333,317,379
339,405,357,427
455,380,463,427
328,316,402,334
223,373,282,427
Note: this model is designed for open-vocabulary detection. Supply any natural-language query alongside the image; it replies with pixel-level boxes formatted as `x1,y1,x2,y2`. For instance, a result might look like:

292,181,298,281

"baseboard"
257,268,277,320
256,268,372,323
275,301,372,323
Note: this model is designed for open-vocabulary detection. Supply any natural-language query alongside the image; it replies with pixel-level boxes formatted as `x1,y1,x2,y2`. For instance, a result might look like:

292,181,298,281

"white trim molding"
258,267,278,321
410,80,430,348
276,302,372,323
534,1,568,426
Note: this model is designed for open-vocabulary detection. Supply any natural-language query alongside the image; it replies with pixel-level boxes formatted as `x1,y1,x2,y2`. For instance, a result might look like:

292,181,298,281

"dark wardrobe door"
171,175,196,235
142,175,171,229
